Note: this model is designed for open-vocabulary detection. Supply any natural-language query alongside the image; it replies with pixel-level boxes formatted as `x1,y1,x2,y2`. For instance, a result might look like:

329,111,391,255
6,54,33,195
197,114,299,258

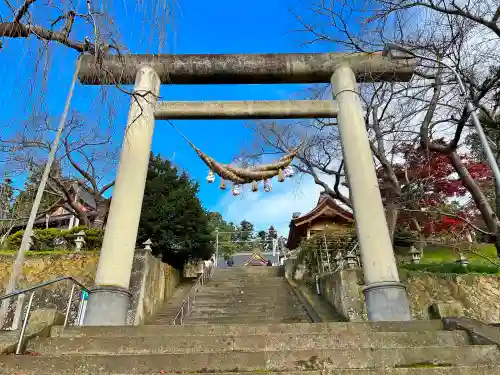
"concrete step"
191,300,299,307
0,330,18,339
185,315,311,324
146,318,174,325
209,275,285,279
29,331,471,355
191,302,304,309
201,287,291,292
193,298,302,309
50,321,446,338
210,275,281,279
197,290,296,296
205,285,289,289
197,292,295,297
194,294,298,300
1,368,500,375
196,294,294,300
210,276,283,279
210,274,283,278
208,280,286,284
193,295,299,302
187,312,309,320
189,306,305,315
207,284,287,288
3,345,499,372
186,318,310,324
208,279,288,284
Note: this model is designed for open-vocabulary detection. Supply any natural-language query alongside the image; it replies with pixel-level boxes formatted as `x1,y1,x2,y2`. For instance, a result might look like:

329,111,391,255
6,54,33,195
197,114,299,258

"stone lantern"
334,251,343,268
345,250,357,269
143,238,153,252
458,253,469,268
74,231,86,252
355,245,361,267
408,246,421,264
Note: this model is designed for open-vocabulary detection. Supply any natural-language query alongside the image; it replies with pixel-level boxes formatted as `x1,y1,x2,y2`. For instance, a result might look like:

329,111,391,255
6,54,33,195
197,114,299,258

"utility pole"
0,57,81,328
215,227,219,268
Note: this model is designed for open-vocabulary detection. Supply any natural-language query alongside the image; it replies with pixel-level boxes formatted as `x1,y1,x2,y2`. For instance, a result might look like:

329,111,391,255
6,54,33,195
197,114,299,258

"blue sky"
0,0,339,235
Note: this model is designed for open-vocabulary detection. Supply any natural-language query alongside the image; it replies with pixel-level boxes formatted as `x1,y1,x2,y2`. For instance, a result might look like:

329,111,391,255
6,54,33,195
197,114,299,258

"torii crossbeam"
78,52,413,85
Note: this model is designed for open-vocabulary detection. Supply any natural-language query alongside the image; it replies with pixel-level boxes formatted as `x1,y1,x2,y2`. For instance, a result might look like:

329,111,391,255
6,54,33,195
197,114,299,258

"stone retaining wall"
127,249,181,325
318,270,366,321
0,250,180,328
285,257,500,323
400,270,500,323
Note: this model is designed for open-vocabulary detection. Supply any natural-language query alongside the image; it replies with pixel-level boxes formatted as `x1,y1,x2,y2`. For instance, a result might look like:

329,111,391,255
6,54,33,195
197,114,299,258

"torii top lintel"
78,52,415,85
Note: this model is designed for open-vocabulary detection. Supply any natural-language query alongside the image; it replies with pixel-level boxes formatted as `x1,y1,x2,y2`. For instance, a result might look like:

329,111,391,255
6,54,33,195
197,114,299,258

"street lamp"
383,43,500,191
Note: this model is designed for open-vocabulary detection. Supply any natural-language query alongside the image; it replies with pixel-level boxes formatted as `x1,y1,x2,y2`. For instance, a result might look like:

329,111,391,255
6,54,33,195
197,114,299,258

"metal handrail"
0,276,90,354
0,276,89,302
172,265,213,325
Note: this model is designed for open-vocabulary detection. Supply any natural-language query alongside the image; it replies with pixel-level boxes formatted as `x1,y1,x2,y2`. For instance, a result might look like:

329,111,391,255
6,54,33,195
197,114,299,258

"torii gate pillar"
332,64,411,321
83,66,160,326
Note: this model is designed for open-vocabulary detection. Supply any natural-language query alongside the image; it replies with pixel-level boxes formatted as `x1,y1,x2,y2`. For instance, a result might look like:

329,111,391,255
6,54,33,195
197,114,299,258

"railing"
171,265,213,325
0,276,90,354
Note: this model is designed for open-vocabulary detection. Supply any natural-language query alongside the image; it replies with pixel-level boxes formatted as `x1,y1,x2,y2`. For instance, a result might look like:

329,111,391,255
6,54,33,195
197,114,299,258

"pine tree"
137,153,214,269
239,220,254,241
267,225,278,240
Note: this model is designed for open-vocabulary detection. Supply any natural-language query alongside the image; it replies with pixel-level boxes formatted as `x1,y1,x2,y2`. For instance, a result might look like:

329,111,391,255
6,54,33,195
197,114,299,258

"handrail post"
64,284,76,327
169,263,212,326
16,292,34,355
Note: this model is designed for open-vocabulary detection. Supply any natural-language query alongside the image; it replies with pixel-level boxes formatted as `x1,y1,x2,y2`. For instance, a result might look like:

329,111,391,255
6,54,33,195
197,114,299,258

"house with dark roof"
286,192,354,250
7,181,108,232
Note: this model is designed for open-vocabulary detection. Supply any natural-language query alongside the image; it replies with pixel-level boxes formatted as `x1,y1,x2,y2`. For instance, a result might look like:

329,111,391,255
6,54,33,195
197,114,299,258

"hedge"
7,225,104,251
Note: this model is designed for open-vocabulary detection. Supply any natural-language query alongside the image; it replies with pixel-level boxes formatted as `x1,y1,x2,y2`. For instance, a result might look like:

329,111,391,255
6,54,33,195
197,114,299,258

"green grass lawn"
421,243,498,265
400,244,500,275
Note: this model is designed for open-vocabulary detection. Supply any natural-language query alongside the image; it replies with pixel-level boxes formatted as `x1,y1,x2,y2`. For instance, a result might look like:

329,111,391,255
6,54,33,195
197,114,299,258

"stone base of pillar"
83,286,131,326
362,281,412,321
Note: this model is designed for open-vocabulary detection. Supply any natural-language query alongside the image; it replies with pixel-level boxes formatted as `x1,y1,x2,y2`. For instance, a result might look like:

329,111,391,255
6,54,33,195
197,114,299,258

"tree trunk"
496,154,500,258
449,152,498,234
385,201,399,244
409,217,426,253
92,199,110,229
77,212,91,227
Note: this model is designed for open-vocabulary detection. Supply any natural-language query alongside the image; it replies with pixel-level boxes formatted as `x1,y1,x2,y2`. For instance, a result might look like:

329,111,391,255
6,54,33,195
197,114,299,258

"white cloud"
214,175,324,236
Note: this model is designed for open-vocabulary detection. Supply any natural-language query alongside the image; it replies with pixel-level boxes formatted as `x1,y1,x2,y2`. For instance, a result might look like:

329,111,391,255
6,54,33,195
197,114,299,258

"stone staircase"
183,266,311,324
1,266,500,374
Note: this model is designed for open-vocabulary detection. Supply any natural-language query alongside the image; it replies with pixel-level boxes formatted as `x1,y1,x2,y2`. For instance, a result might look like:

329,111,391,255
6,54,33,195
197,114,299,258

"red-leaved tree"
379,143,493,239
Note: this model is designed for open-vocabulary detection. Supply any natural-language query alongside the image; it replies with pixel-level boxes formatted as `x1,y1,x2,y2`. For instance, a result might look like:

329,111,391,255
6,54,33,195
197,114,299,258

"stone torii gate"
77,52,415,325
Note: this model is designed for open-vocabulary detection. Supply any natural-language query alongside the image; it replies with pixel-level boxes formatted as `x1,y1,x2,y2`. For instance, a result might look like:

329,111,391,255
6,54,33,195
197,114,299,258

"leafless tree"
0,0,123,55
368,0,500,249
0,0,177,53
247,0,500,252
0,113,117,228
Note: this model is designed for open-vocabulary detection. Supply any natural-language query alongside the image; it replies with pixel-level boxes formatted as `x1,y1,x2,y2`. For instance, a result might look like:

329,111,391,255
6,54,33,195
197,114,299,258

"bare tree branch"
14,0,37,23
0,21,93,53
